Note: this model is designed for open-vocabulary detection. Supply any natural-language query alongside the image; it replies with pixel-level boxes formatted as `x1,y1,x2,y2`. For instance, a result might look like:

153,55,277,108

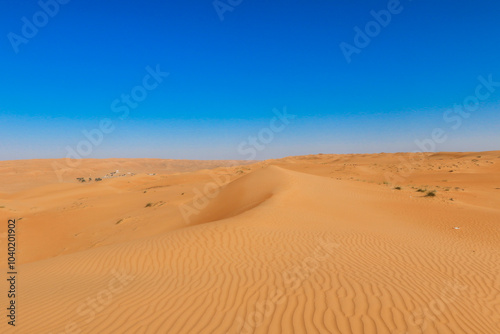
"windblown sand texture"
1,152,499,333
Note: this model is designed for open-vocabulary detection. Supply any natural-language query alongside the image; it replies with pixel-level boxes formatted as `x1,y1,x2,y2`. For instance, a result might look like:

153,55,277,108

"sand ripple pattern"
5,166,500,333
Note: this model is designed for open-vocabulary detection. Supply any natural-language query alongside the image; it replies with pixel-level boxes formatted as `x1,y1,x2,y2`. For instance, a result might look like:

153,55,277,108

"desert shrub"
425,190,436,197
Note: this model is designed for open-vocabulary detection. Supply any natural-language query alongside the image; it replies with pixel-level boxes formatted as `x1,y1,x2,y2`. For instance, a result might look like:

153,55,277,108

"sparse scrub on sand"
3,153,500,333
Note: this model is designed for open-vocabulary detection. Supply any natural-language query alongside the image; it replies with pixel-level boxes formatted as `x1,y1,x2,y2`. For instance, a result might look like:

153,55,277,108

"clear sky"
1,0,499,160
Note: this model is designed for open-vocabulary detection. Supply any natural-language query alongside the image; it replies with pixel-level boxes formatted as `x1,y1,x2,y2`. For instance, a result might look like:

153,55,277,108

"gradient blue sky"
1,0,499,160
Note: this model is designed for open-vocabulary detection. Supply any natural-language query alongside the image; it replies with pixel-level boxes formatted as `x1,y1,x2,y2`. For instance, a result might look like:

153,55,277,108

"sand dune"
1,152,499,333
0,158,253,193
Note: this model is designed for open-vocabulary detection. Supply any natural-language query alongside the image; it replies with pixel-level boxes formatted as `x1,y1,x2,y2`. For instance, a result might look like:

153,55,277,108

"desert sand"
1,152,499,333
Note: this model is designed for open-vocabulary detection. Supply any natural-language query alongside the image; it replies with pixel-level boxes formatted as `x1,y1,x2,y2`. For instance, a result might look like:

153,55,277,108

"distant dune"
0,158,254,192
1,152,499,333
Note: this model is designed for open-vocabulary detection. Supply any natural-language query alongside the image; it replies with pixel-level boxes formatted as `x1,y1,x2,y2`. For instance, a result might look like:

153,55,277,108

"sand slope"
1,153,500,333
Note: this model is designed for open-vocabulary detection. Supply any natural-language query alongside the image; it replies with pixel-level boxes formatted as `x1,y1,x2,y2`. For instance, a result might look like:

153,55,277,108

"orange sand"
1,152,499,333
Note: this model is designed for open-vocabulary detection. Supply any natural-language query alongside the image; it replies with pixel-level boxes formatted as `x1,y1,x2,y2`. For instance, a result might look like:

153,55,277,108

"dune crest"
1,153,500,333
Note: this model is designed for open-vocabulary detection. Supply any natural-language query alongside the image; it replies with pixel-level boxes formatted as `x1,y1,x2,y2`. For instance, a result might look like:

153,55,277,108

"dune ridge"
1,152,499,333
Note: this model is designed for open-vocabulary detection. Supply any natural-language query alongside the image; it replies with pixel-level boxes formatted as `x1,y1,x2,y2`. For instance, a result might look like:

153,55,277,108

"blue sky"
1,0,499,160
